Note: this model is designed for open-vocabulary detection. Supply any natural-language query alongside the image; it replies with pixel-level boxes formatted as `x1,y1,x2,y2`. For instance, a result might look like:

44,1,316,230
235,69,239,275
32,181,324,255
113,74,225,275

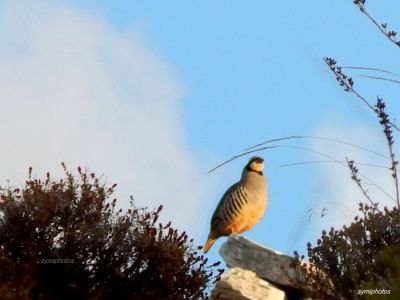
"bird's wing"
210,182,240,228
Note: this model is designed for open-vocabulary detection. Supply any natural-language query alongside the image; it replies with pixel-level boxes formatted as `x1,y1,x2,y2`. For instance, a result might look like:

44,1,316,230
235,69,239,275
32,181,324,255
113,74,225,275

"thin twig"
342,66,395,75
375,98,400,209
280,160,394,170
354,1,400,48
206,146,277,174
324,57,400,133
208,144,396,203
358,75,400,85
242,135,388,160
281,160,397,203
276,152,396,203
208,144,335,174
346,157,380,210
307,201,358,220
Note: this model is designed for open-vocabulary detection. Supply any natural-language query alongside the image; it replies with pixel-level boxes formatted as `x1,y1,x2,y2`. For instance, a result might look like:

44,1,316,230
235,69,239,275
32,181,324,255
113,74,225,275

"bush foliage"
0,165,221,300
292,2,400,298
294,204,400,299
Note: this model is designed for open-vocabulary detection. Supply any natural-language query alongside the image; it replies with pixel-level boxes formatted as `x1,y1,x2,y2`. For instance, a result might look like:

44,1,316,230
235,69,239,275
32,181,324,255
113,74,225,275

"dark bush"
0,165,222,300
293,203,400,299
292,2,400,297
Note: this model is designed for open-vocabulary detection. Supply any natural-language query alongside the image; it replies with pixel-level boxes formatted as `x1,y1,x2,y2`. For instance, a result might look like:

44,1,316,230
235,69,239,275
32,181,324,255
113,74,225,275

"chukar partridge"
203,156,267,253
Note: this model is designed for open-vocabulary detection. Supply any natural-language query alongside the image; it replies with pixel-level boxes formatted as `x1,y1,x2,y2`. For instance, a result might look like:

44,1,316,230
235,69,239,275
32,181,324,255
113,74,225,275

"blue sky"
1,0,399,266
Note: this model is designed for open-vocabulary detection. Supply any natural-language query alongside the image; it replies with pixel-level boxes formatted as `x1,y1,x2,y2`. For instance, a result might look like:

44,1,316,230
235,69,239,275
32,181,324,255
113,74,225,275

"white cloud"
309,114,399,231
0,0,212,240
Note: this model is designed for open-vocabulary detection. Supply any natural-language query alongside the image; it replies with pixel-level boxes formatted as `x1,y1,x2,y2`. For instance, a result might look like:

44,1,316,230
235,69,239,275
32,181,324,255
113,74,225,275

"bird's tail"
203,235,217,253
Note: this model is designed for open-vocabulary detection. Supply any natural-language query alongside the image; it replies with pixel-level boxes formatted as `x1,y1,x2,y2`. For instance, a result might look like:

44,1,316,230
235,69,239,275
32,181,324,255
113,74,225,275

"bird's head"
245,156,264,174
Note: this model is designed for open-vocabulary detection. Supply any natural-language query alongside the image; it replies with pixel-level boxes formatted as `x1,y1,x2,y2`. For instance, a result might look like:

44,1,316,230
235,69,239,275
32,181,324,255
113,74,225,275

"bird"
203,156,267,253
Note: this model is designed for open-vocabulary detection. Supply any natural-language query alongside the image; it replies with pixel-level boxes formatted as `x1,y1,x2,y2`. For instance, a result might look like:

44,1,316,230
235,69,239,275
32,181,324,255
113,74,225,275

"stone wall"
212,235,310,300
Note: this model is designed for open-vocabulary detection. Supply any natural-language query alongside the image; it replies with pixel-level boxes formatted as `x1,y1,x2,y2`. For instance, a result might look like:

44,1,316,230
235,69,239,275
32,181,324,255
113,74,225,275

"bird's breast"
230,185,267,234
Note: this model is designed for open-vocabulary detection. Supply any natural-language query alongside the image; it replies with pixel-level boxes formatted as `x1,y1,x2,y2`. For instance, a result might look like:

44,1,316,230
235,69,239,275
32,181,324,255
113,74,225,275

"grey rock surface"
212,267,287,300
219,234,305,289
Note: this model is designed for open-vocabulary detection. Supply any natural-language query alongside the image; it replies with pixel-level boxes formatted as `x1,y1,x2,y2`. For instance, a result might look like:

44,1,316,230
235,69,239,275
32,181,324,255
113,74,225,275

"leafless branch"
342,66,395,75
353,0,400,48
280,160,394,171
358,75,400,85
346,157,380,210
242,135,388,159
208,144,395,203
375,98,400,208
324,57,400,133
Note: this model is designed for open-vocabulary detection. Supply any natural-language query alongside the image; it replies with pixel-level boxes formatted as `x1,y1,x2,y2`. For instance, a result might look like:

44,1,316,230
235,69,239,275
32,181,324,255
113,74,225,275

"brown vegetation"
292,2,400,299
0,165,222,299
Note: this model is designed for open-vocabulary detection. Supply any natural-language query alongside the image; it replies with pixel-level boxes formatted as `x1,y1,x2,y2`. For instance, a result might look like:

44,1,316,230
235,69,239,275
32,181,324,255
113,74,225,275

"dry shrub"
293,2,400,298
0,166,222,300
293,204,400,299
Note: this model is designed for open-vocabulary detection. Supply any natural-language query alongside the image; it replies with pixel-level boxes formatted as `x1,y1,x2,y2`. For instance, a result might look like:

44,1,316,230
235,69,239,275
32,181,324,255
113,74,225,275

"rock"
212,267,287,300
219,234,305,289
